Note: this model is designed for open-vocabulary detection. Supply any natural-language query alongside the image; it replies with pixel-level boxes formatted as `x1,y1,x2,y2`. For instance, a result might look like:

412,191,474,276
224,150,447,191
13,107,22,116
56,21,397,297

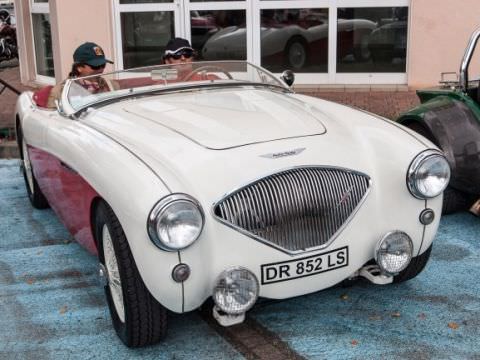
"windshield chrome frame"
460,27,480,92
59,61,291,117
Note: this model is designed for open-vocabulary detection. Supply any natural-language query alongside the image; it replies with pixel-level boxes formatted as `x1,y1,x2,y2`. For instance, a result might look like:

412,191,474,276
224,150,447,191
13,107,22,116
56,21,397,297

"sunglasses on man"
167,49,194,60
87,63,106,70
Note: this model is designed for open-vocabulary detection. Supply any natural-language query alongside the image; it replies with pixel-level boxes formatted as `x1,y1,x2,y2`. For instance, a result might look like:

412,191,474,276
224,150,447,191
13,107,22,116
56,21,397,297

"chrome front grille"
213,167,370,254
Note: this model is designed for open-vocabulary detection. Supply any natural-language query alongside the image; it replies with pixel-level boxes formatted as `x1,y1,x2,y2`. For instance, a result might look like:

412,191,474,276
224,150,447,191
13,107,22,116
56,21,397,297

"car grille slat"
214,167,370,254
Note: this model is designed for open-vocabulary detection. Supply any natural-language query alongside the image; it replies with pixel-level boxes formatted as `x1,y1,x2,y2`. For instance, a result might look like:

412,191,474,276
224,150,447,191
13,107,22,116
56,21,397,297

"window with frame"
114,0,410,85
30,0,54,79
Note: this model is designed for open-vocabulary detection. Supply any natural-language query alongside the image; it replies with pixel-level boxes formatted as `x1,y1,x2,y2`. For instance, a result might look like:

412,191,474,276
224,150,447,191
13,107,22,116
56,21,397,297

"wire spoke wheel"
95,201,167,347
287,41,307,70
102,224,125,323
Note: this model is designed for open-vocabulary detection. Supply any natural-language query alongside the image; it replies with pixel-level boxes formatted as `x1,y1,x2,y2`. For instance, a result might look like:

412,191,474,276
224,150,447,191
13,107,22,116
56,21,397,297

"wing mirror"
281,70,295,87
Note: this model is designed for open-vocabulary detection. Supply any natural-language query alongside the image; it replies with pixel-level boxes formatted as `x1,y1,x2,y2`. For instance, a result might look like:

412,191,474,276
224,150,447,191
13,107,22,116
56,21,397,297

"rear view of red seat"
32,85,54,108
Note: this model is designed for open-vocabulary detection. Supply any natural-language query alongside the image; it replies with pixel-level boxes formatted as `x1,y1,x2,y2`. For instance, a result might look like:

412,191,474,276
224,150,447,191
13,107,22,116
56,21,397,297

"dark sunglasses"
87,63,106,70
168,49,194,60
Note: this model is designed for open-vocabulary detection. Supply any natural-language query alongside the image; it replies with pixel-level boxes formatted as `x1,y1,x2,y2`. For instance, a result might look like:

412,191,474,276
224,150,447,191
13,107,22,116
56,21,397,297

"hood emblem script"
260,148,306,159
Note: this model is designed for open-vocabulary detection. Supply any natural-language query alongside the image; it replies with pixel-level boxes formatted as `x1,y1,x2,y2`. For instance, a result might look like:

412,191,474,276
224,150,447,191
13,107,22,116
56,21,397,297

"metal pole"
0,78,20,95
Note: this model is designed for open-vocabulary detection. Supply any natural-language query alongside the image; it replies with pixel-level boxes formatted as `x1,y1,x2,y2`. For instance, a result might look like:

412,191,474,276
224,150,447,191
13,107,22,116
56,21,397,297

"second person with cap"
47,42,116,109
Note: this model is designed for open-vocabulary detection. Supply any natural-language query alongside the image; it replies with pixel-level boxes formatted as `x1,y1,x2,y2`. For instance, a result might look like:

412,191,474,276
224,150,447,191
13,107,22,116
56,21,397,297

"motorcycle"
0,9,18,64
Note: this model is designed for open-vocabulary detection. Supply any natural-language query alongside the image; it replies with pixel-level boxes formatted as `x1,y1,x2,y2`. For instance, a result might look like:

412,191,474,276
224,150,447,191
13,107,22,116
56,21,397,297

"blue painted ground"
250,206,480,358
0,160,242,360
1,158,479,359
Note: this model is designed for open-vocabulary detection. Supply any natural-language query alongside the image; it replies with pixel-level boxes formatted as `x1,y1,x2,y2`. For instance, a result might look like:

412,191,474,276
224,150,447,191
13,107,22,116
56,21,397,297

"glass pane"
121,11,174,69
193,10,246,61
32,13,54,77
260,9,328,73
120,0,172,3
33,0,49,3
337,7,408,73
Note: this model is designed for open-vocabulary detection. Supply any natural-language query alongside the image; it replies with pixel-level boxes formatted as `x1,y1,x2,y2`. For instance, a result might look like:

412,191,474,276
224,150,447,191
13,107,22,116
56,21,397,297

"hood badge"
260,148,306,159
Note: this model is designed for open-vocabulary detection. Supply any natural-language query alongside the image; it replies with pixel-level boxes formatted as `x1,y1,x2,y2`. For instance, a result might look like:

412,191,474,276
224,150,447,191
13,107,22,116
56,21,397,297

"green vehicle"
397,27,480,214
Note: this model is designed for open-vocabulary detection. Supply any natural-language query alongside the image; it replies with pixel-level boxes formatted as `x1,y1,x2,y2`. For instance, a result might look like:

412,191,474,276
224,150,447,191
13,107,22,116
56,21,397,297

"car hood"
83,90,426,197
120,88,326,150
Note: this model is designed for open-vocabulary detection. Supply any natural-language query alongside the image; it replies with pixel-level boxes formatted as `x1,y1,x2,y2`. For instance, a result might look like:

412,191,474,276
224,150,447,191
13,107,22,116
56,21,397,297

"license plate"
261,246,349,285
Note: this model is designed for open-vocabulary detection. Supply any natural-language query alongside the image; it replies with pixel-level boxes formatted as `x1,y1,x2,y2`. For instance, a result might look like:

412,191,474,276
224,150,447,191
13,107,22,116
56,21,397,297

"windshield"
64,61,288,114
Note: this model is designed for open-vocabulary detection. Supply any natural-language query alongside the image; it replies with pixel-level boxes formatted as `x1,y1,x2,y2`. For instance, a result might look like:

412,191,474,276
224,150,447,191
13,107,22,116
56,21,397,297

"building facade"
12,0,480,88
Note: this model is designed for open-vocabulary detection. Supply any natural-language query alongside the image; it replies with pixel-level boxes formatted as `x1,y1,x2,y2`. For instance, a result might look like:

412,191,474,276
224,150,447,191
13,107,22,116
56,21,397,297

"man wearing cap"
162,37,221,82
163,37,195,65
45,42,115,109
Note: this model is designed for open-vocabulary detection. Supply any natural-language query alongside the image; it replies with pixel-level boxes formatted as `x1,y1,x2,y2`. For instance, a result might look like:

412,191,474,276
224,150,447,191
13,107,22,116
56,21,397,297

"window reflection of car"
191,11,217,34
368,19,408,63
190,10,218,50
201,19,376,70
122,13,172,67
297,9,328,28
123,12,171,49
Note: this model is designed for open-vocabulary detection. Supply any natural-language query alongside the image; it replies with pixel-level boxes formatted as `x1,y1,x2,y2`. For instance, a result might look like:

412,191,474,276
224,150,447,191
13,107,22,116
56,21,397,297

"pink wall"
14,0,480,88
14,0,115,85
408,0,480,88
50,0,115,82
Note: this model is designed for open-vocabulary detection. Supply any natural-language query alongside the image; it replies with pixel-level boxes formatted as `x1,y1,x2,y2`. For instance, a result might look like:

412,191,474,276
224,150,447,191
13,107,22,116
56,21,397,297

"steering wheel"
184,65,233,81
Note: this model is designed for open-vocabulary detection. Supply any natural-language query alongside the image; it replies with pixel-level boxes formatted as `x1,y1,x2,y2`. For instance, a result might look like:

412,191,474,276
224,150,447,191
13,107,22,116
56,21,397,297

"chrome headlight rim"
213,266,260,315
407,149,450,199
375,230,413,275
147,193,205,252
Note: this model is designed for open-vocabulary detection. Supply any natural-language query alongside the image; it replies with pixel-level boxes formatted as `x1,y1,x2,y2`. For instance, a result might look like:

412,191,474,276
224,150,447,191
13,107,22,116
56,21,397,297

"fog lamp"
375,231,413,274
213,267,259,315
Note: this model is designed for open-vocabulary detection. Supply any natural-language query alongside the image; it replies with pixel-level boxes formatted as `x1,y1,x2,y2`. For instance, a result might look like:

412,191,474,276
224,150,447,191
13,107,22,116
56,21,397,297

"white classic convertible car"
16,61,450,347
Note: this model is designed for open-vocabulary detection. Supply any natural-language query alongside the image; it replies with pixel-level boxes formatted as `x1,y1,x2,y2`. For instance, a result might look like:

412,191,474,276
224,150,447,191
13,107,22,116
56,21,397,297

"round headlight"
375,231,413,274
407,150,450,199
147,194,204,251
213,267,259,315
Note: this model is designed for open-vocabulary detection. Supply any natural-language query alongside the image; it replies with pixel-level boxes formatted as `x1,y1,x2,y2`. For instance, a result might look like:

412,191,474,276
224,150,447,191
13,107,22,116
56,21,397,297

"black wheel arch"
90,196,105,251
403,100,480,195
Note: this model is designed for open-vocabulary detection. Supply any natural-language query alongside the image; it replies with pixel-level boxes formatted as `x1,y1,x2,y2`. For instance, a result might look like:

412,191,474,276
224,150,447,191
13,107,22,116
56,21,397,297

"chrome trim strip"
212,166,372,256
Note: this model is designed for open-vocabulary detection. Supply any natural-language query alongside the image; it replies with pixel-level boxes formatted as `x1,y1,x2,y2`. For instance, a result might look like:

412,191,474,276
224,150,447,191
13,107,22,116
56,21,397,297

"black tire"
18,127,49,209
285,37,308,70
393,245,432,283
405,122,476,214
442,186,477,215
353,34,371,62
95,201,167,347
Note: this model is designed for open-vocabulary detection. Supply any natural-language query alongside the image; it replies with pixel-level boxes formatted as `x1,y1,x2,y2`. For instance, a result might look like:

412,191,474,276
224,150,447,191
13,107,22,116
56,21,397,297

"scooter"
0,10,17,64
